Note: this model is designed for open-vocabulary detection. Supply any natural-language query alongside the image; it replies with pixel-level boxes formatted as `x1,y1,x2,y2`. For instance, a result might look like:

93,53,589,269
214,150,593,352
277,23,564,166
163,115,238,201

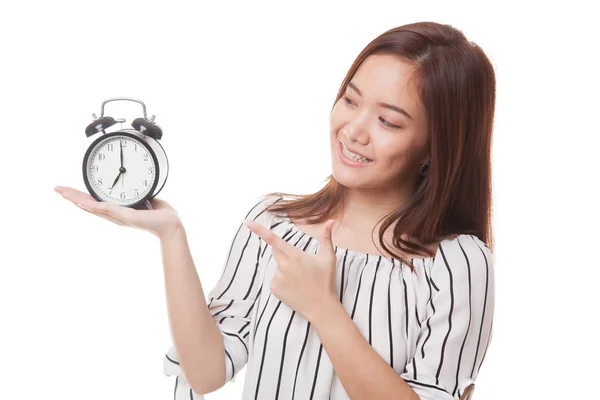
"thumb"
318,219,336,257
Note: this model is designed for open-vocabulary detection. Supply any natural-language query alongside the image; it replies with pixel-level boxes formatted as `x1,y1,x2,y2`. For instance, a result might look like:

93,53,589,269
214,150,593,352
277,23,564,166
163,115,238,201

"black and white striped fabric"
163,195,495,400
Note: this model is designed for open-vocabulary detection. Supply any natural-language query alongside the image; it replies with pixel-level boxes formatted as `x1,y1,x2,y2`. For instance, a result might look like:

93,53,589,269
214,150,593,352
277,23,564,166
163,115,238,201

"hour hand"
109,171,122,194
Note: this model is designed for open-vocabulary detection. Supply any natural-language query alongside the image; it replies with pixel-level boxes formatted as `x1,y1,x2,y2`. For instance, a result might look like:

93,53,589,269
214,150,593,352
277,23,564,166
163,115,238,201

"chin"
331,164,368,188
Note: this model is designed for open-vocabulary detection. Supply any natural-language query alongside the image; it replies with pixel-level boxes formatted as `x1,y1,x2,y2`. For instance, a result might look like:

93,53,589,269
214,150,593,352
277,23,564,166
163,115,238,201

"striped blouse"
163,195,495,400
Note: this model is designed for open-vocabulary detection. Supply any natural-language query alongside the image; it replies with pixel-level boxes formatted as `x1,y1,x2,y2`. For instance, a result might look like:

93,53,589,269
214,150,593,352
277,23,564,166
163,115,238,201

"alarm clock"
82,97,169,210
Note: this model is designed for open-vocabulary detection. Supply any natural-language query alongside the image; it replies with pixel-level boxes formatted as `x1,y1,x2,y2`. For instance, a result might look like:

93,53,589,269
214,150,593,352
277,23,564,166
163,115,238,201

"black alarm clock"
82,97,169,210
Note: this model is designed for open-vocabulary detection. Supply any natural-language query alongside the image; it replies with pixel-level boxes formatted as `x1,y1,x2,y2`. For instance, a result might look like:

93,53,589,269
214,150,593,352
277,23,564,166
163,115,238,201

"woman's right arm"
54,186,260,394
160,224,227,394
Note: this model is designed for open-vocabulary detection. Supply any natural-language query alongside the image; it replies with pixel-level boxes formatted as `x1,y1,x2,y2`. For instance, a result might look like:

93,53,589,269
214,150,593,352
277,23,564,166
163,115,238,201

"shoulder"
439,233,492,256
431,234,494,285
244,194,284,224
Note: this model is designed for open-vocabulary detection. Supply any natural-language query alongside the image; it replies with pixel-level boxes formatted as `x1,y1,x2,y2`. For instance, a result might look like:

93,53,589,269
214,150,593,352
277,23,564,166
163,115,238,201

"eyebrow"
347,81,413,120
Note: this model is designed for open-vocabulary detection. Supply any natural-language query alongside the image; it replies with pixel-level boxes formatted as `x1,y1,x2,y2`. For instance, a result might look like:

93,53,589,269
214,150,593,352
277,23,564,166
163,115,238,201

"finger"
54,185,70,195
58,187,96,204
244,219,295,258
61,193,99,211
270,245,288,265
318,219,336,257
78,199,131,225
103,215,127,226
77,203,127,226
55,186,89,197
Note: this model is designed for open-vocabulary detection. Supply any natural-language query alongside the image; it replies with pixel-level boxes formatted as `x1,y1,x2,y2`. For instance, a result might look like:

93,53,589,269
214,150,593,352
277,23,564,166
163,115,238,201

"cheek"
376,135,405,155
374,138,415,168
329,101,347,131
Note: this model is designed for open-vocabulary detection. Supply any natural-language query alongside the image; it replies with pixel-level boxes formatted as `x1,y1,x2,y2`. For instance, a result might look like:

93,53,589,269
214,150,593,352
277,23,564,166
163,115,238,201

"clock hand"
120,140,125,187
109,171,122,194
113,141,127,193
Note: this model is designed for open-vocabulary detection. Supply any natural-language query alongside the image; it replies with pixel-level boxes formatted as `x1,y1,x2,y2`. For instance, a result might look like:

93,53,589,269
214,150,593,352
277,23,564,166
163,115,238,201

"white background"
1,0,598,399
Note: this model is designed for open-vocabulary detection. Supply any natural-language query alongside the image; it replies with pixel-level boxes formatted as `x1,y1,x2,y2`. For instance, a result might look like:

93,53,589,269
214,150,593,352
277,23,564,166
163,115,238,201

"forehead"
350,53,421,108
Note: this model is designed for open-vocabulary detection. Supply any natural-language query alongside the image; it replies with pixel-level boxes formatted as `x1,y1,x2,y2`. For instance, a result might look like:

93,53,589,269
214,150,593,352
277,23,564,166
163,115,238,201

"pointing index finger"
244,219,294,257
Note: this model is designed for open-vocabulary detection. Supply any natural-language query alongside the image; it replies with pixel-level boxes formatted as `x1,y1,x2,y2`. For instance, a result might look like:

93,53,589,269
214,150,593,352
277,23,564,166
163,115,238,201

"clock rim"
148,132,169,200
82,131,160,208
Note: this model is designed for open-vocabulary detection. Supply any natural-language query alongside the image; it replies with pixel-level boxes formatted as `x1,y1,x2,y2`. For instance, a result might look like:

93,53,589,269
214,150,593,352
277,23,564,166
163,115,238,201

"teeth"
341,142,372,163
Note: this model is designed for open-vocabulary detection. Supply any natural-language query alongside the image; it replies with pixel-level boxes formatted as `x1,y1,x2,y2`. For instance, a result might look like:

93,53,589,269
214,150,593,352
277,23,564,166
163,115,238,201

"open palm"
55,186,182,239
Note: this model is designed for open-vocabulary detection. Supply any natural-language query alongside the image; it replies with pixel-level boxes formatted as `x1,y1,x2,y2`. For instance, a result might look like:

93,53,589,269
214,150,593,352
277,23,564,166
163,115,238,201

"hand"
108,171,122,194
55,185,182,239
243,218,338,322
120,140,124,187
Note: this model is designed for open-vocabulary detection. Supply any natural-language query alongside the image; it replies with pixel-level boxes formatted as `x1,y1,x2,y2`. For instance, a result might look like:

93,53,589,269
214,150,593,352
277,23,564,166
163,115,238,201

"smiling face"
329,53,429,192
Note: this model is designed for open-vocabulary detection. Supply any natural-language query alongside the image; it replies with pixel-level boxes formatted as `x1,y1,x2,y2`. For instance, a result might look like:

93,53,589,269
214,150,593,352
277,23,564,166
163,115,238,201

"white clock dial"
86,135,157,205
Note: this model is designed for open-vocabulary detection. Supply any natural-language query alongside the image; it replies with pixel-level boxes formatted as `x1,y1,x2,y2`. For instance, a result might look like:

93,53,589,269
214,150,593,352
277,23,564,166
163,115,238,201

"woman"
56,21,496,400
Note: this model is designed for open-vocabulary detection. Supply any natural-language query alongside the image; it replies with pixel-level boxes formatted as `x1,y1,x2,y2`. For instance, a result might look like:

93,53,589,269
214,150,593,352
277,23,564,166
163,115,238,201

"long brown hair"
263,22,496,272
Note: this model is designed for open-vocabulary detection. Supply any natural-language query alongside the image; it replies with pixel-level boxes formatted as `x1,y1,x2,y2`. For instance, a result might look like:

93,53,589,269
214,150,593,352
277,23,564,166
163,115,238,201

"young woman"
56,21,495,400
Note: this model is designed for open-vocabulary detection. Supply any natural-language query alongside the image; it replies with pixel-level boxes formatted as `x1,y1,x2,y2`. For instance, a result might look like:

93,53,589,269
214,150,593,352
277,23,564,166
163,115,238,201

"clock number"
134,189,139,197
107,143,114,151
120,192,126,199
98,177,103,186
120,140,127,147
148,167,153,174
143,180,148,187
98,153,106,161
143,153,149,161
92,165,98,172
134,143,138,152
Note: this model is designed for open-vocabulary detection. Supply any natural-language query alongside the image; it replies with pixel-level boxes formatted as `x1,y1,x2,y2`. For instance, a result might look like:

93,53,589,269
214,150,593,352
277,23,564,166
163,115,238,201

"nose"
342,108,371,144
343,123,370,145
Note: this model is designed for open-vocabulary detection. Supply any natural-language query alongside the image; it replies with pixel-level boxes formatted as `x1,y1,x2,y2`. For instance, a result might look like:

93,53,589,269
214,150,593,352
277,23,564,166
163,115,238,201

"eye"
343,96,402,129
342,96,356,106
379,117,402,129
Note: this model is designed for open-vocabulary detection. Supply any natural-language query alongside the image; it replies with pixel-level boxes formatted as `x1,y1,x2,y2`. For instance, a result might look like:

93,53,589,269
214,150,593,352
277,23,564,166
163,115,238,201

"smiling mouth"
339,140,373,162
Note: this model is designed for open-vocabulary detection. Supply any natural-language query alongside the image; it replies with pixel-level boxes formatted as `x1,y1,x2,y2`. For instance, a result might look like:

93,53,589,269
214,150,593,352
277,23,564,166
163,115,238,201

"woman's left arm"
244,219,493,399
244,217,418,399
309,297,421,400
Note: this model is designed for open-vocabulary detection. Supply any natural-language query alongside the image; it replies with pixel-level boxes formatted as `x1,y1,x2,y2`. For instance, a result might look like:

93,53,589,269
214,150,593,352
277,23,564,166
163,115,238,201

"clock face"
85,134,157,205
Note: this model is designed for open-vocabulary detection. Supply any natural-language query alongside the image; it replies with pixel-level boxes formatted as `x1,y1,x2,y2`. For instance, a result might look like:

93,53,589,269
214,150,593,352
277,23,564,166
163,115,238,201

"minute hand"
120,140,125,187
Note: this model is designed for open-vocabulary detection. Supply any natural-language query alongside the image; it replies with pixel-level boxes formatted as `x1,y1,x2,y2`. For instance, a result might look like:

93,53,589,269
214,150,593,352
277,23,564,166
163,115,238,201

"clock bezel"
82,131,161,209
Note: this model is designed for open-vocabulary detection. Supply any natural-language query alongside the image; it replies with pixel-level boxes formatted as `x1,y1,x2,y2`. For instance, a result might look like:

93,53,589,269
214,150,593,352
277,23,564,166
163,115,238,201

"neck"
334,184,416,237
